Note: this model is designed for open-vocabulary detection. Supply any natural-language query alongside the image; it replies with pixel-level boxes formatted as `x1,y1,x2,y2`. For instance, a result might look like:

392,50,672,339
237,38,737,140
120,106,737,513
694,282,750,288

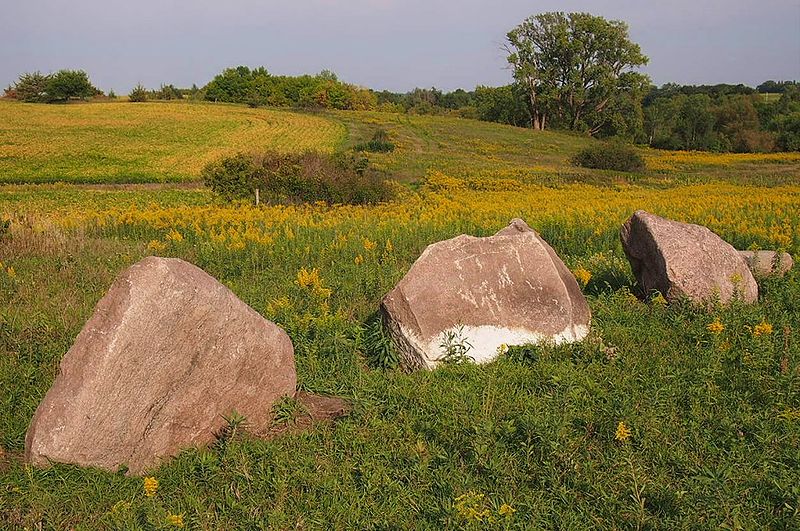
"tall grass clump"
201,151,394,205
572,141,645,172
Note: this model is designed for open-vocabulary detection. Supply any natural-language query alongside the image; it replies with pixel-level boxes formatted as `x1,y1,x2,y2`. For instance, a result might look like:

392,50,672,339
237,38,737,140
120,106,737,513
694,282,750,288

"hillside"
1,100,798,186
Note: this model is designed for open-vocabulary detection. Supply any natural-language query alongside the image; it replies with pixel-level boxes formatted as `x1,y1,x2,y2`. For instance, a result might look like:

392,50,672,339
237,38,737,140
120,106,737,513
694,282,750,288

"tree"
505,12,648,134
674,94,716,150
12,72,50,102
46,70,96,101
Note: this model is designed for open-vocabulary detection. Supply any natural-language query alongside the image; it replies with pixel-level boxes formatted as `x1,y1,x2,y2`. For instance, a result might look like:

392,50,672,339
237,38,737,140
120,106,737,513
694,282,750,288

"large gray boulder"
739,250,793,277
25,257,296,474
381,219,590,369
620,210,758,304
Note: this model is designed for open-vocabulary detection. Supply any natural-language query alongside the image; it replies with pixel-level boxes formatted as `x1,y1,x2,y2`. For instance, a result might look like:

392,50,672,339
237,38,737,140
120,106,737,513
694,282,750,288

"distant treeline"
4,67,799,152
202,66,377,110
374,82,800,152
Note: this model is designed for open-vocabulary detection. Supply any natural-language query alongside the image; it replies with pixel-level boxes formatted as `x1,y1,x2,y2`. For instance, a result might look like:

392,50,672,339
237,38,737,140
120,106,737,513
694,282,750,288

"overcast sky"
2,0,798,93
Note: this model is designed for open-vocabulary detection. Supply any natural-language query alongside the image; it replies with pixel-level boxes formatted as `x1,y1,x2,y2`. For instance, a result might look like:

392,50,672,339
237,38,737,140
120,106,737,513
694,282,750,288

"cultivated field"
0,101,345,183
1,100,799,528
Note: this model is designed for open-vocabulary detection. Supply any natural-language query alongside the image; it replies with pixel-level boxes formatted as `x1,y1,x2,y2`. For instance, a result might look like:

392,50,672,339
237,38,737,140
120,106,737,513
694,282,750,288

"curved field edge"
0,101,346,184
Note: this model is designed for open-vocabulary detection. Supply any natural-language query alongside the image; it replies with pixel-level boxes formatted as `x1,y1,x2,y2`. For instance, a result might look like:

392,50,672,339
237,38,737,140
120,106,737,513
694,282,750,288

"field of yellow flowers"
1,102,799,528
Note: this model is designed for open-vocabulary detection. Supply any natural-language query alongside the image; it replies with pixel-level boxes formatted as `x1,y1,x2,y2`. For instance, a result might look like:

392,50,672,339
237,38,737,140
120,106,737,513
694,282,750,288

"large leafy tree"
506,12,648,134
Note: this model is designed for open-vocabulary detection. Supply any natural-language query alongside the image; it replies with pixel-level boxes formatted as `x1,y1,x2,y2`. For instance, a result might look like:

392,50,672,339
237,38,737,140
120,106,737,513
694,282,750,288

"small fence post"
255,188,260,206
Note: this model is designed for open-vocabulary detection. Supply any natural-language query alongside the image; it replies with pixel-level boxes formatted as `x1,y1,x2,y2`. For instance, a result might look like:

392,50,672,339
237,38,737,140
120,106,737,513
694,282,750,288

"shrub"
46,70,96,102
572,142,645,172
353,129,395,153
13,72,50,102
202,151,393,205
128,84,148,102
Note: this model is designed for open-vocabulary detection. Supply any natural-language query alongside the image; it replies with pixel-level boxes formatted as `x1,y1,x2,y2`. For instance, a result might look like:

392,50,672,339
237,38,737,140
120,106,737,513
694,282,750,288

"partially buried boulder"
620,210,758,304
381,219,590,370
25,257,296,474
739,250,793,277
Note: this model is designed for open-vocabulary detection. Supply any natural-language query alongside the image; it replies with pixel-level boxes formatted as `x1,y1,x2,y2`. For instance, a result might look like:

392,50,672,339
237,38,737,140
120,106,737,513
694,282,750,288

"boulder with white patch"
380,219,591,369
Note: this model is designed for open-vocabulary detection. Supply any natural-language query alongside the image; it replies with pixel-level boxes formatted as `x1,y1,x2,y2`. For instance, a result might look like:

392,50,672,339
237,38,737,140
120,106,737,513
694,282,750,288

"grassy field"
0,101,345,183
2,99,799,186
1,101,799,529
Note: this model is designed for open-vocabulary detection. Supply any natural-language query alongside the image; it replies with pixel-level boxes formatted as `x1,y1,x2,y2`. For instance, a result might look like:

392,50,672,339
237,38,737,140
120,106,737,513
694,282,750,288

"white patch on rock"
396,323,590,369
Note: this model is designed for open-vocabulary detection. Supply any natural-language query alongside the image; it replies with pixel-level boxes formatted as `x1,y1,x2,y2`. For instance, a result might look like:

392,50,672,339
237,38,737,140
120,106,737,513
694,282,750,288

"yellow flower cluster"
454,492,492,523
645,150,800,172
143,476,159,497
453,491,516,523
615,421,632,442
707,319,725,334
753,321,773,337
166,513,184,527
26,180,799,261
296,267,332,298
573,267,592,287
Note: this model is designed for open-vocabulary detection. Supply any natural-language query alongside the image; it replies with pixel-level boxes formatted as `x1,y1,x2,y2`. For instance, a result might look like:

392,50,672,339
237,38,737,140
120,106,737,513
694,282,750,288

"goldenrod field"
1,101,799,528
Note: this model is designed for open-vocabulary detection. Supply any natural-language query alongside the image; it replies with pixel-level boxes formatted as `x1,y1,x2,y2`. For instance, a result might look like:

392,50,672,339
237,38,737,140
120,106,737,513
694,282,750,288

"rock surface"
25,257,296,474
381,219,590,369
739,250,793,277
620,210,758,304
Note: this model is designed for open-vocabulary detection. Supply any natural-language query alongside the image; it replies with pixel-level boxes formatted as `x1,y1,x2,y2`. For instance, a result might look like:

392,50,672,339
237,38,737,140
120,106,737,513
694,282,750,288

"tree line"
3,12,798,152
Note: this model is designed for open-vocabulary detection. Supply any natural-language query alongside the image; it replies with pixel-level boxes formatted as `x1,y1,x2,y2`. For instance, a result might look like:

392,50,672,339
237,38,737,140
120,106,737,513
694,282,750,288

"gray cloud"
1,0,798,93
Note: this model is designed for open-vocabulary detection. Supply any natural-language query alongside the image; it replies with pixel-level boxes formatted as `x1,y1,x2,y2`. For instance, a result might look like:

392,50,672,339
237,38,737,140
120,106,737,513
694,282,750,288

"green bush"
202,151,393,205
572,141,645,172
353,129,395,153
12,72,51,102
46,70,96,102
128,84,148,102
10,70,96,103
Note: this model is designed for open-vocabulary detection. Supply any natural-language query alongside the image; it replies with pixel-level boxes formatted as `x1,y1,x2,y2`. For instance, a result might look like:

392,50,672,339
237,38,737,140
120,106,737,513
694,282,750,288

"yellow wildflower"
354,254,364,265
573,267,591,287
707,319,724,334
295,267,332,298
499,503,516,517
385,239,393,253
363,238,377,251
166,513,184,527
753,321,773,337
143,476,158,497
166,229,183,243
227,239,246,251
6,266,15,279
454,491,492,522
615,421,631,442
147,240,167,253
651,293,667,306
